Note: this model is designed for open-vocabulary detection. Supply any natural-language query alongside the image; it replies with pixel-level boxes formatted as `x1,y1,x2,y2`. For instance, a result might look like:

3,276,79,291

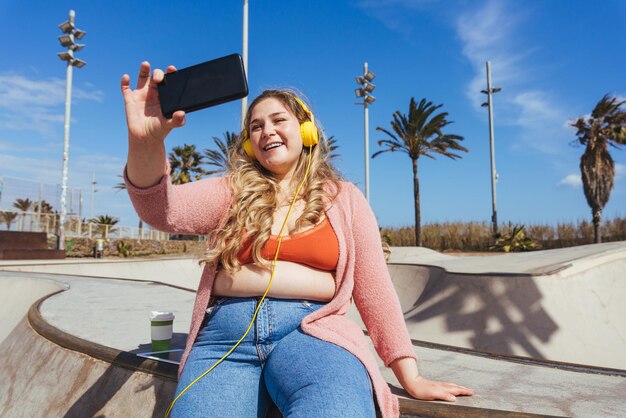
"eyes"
250,118,287,132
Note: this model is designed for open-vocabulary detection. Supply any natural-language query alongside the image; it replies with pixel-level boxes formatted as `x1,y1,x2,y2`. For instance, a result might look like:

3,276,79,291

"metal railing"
0,210,169,241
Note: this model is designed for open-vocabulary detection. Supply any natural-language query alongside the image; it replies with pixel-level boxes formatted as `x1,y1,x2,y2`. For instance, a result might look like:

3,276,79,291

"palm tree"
169,144,205,184
89,214,119,239
374,98,468,246
326,135,340,162
36,200,54,214
114,175,126,192
0,211,18,230
13,198,33,231
203,131,238,176
34,200,56,234
571,95,626,243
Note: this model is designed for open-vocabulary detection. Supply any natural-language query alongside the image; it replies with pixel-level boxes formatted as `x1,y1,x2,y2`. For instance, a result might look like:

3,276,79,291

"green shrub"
116,240,132,257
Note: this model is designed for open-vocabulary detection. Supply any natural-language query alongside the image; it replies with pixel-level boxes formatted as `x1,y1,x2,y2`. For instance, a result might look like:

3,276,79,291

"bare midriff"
212,261,336,302
211,202,337,302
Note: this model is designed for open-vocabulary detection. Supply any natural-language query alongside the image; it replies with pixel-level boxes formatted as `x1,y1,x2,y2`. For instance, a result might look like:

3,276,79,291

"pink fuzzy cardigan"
124,164,416,417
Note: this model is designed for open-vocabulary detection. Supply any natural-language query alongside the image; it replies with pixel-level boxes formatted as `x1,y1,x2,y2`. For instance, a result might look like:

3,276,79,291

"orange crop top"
237,216,339,271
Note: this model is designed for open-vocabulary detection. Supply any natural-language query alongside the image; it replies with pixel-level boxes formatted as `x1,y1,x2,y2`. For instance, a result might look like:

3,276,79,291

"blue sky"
0,0,624,229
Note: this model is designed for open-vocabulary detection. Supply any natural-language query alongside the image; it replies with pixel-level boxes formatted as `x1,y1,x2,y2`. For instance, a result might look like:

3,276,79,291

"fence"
0,209,169,241
0,174,83,215
0,174,169,241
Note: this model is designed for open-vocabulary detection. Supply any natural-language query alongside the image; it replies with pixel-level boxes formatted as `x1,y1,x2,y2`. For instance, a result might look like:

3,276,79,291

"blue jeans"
171,297,376,417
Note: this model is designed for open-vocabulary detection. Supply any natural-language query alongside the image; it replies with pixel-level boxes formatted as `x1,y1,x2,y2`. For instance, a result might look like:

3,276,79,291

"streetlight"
355,62,376,202
57,9,86,250
240,0,249,130
91,172,97,220
480,60,501,237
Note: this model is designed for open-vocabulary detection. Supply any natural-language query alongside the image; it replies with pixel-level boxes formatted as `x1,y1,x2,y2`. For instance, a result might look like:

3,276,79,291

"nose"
261,123,276,139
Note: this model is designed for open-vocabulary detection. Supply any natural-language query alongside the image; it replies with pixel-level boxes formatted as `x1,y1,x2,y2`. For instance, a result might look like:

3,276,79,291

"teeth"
264,143,283,151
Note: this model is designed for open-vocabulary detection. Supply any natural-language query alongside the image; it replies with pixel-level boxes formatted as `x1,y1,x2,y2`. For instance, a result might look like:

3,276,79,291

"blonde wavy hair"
200,90,342,273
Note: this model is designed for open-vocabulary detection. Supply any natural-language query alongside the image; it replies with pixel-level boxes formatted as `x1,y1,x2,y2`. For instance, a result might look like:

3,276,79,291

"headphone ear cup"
243,138,256,159
300,121,319,147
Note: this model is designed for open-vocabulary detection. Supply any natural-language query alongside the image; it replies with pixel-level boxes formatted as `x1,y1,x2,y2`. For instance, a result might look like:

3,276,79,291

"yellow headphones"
242,96,319,159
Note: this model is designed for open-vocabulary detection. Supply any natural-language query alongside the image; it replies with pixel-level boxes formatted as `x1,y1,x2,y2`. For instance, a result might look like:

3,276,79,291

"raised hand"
120,62,186,143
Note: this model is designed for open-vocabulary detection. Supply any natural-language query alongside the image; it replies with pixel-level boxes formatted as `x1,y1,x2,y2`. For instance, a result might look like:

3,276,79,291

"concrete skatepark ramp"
1,243,625,417
386,241,626,370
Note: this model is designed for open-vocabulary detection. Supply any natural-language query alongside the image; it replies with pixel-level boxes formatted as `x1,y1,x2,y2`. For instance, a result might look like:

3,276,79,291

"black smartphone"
157,53,248,118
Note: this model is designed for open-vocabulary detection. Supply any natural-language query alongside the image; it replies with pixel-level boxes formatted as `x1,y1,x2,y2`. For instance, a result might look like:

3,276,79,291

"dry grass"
380,216,626,251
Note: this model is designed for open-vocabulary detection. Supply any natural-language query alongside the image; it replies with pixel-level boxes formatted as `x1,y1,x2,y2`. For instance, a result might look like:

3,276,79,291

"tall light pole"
91,172,97,220
355,63,376,202
57,10,86,250
240,0,249,129
481,61,501,237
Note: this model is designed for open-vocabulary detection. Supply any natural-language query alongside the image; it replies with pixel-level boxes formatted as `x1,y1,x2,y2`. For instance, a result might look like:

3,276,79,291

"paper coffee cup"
150,311,175,352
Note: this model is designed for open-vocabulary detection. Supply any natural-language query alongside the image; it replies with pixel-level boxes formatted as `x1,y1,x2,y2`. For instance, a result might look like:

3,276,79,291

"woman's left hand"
402,375,474,402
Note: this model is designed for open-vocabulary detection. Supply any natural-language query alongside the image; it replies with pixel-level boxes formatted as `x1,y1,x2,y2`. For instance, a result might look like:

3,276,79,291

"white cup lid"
150,311,175,321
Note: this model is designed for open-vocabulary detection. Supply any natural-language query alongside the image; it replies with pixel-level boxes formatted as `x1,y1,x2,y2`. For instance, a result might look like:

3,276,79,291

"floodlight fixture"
492,87,502,93
58,34,73,47
57,9,86,252
57,51,73,61
72,58,87,68
59,21,74,33
354,62,377,203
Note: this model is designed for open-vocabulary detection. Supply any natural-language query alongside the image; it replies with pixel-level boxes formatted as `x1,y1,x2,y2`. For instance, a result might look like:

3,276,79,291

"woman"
121,62,473,418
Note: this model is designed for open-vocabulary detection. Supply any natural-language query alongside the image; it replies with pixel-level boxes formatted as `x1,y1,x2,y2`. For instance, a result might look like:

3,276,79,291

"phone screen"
158,54,248,118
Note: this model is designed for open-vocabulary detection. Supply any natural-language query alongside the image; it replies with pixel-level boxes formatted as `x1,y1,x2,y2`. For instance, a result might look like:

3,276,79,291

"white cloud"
0,73,104,136
616,163,625,180
557,174,581,188
455,2,576,154
456,1,530,109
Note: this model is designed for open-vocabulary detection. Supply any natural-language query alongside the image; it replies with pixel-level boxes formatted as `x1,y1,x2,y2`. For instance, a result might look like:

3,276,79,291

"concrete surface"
389,241,626,275
381,242,626,369
1,242,625,417
0,275,65,344
0,255,204,291
0,316,176,418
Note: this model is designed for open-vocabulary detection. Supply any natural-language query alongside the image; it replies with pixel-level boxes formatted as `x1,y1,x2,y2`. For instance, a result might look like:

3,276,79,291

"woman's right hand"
120,62,186,143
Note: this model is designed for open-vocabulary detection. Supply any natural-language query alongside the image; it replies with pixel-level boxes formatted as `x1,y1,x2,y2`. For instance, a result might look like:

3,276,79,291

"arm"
349,185,473,402
349,184,416,366
121,61,185,188
123,163,231,235
121,62,231,234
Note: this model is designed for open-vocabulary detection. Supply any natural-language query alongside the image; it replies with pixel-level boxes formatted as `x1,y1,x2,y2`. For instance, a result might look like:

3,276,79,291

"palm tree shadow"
63,333,187,418
62,351,177,418
403,272,558,358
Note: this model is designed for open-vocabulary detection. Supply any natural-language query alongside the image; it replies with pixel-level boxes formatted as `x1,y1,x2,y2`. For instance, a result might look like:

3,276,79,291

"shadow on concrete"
403,271,559,358
62,350,176,418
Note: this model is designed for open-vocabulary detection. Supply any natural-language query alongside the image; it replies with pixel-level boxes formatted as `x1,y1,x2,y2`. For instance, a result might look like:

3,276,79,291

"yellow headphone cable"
165,143,314,417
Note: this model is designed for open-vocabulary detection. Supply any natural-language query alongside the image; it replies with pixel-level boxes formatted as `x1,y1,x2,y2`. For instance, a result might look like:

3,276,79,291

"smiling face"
248,97,304,180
